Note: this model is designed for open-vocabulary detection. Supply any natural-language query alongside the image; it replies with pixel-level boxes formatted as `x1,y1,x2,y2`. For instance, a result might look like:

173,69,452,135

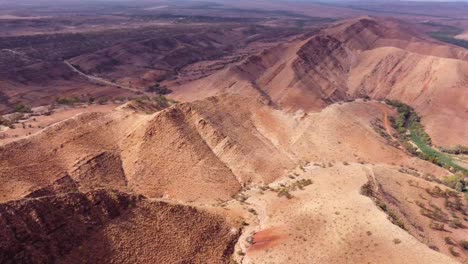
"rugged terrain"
171,17,468,148
0,1,467,264
0,94,466,263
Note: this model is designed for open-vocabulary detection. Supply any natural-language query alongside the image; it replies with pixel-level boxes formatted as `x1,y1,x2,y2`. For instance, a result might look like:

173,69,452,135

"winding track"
64,60,144,94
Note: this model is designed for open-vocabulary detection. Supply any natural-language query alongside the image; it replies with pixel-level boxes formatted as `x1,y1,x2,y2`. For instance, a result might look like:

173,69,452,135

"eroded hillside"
0,93,466,263
1,13,467,264
171,17,468,148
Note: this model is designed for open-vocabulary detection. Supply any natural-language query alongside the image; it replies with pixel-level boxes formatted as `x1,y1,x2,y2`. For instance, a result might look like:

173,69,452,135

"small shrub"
240,220,249,226
360,182,373,196
97,98,108,105
449,218,462,229
387,209,405,230
248,208,257,215
277,189,293,199
14,104,32,113
459,240,468,250
444,174,466,192
376,200,387,211
393,238,401,244
449,246,459,257
445,237,455,245
146,83,173,95
429,221,445,231
56,96,81,105
428,244,439,251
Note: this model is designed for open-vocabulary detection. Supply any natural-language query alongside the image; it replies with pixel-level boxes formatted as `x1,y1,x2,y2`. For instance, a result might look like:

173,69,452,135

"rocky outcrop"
0,190,141,264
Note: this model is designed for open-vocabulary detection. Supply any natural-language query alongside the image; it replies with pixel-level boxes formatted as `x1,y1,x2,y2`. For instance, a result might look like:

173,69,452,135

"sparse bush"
402,142,418,156
429,221,445,231
56,96,81,105
459,240,468,250
376,200,387,211
14,103,32,113
247,208,257,215
428,244,439,251
393,238,401,244
97,98,108,105
449,246,460,257
360,182,373,196
146,83,173,95
240,220,249,226
277,189,293,199
388,209,405,230
274,179,312,199
449,218,463,229
419,203,449,222
426,186,444,197
445,237,455,245
444,174,466,193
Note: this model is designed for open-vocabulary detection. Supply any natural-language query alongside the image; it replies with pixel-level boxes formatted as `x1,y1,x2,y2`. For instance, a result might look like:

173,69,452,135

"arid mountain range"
0,1,467,263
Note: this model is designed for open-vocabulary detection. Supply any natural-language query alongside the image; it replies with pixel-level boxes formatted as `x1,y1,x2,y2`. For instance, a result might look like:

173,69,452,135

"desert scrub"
14,103,32,113
388,209,405,230
277,189,293,199
273,179,313,199
429,221,445,231
55,96,81,105
146,82,173,95
419,203,449,222
449,218,463,229
233,193,249,203
444,237,455,245
374,199,406,230
449,246,460,257
459,240,468,250
360,182,374,196
444,174,467,193
247,208,257,215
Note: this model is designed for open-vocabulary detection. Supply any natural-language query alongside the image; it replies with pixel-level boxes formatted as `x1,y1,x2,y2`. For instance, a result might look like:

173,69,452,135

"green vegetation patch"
422,22,468,49
14,104,32,113
385,99,468,175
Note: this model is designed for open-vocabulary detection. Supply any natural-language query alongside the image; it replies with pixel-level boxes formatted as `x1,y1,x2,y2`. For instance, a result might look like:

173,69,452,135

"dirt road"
64,60,145,94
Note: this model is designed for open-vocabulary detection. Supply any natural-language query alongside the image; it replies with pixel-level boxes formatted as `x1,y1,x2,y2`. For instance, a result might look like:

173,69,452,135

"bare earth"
0,2,467,263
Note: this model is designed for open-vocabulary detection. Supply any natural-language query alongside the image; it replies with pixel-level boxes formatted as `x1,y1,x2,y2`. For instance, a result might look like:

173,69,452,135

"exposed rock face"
0,189,239,264
25,174,79,199
0,190,140,264
60,201,240,264
171,17,468,147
